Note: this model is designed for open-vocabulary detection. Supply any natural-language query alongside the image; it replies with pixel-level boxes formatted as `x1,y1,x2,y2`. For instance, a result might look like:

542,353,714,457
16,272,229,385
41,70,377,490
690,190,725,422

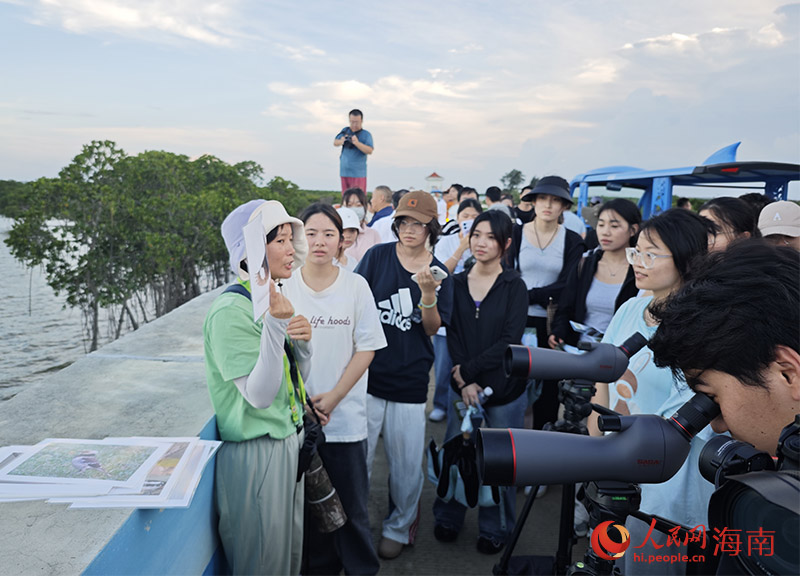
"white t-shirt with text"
282,268,387,442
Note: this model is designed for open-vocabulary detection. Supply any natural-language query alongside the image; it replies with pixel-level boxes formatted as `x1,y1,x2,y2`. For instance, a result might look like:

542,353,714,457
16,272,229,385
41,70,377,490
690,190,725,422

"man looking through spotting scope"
334,109,373,196
648,240,800,456
648,240,799,576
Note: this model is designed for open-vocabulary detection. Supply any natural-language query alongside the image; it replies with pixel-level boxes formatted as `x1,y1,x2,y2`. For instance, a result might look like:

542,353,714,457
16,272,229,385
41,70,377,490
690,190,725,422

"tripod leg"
554,483,576,575
493,485,541,576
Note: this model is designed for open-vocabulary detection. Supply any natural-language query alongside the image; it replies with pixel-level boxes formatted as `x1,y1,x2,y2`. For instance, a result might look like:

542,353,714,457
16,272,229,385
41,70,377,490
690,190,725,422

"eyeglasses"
397,219,426,233
625,247,672,269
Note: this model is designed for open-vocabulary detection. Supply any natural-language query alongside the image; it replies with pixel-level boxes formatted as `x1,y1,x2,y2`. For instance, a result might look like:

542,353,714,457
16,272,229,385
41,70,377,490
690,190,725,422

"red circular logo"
591,520,631,561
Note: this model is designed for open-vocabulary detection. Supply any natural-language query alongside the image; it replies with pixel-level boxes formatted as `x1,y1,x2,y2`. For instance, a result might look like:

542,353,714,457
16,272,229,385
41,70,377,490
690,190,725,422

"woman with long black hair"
432,210,528,555
588,208,717,575
549,199,641,348
698,196,758,252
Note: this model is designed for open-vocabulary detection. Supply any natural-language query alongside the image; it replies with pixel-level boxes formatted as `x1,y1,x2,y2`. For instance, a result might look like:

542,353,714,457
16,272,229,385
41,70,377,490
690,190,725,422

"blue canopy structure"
570,142,800,220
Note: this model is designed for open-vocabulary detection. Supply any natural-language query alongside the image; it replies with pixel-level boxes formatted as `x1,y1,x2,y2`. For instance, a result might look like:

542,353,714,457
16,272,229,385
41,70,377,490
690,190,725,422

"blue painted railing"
84,417,228,576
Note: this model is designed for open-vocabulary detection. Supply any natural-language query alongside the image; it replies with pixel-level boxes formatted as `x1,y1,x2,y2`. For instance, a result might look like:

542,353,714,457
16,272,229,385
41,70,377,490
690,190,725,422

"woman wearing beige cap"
355,190,454,560
759,200,800,250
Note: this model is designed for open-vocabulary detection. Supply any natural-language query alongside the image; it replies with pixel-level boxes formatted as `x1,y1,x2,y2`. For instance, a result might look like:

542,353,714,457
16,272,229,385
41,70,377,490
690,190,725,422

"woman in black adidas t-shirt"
355,191,453,560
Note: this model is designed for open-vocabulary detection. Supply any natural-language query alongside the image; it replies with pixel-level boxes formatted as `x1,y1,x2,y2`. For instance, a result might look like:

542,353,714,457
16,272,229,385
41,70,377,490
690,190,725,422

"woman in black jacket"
549,199,642,348
432,210,528,555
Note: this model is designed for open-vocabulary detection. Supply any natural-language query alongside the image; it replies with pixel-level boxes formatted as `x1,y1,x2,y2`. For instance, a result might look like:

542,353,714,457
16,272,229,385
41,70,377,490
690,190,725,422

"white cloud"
621,19,788,59
1,0,796,193
64,125,272,166
313,80,374,102
22,0,239,46
267,82,305,96
754,22,785,46
276,43,326,61
574,59,620,84
448,43,483,54
622,32,699,52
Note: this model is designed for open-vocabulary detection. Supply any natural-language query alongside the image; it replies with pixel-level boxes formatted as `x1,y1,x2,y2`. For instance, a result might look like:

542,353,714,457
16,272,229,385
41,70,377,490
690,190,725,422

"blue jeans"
432,390,527,542
432,334,453,413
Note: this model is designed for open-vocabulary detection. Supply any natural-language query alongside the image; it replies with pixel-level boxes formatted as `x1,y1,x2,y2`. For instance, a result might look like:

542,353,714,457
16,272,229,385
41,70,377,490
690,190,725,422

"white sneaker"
523,485,548,498
574,499,589,538
428,408,446,422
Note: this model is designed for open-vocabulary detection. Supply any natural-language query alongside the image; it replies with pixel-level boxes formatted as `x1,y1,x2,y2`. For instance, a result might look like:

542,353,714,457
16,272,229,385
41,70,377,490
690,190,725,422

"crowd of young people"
203,182,798,575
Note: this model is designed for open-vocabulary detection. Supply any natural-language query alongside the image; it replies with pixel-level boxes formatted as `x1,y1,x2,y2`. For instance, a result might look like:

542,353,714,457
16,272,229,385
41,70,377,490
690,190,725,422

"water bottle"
455,386,494,419
460,387,494,434
477,386,494,405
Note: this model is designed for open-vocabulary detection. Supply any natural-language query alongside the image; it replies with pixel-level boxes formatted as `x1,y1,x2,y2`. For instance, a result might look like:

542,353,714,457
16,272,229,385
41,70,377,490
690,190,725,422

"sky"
1,0,798,197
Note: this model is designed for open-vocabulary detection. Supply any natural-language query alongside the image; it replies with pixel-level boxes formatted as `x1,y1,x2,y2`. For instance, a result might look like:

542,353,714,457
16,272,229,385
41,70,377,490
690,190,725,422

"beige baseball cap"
758,201,800,238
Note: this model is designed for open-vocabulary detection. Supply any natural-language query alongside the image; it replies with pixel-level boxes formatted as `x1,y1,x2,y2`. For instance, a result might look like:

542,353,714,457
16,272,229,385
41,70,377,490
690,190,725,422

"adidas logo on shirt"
378,287,415,332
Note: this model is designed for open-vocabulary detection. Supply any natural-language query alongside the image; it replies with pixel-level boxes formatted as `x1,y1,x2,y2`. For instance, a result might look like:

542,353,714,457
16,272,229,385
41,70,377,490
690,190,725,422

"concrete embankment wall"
0,287,225,575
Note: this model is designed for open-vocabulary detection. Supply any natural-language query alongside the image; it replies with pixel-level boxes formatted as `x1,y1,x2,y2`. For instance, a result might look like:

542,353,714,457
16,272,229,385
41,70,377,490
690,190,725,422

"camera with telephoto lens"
699,416,799,575
304,451,347,533
342,133,355,149
297,413,347,533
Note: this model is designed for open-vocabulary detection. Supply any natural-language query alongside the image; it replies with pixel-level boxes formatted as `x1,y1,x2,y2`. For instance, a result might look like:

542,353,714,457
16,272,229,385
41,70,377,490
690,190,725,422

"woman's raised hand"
268,280,294,319
415,267,441,302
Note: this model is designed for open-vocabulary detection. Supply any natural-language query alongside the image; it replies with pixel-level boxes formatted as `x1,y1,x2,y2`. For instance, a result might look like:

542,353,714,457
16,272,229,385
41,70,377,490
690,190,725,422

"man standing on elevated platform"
334,109,374,196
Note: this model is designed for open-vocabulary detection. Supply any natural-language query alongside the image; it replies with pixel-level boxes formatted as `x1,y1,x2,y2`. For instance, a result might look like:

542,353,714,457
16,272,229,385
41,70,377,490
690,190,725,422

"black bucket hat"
521,175,573,205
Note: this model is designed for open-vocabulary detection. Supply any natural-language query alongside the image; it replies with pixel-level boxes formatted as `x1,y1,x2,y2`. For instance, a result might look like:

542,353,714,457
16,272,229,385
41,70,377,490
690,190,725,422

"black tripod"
567,480,719,576
567,481,641,576
493,378,598,576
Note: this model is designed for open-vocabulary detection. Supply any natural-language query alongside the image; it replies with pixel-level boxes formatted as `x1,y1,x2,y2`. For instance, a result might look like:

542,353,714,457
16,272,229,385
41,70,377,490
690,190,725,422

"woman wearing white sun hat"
204,199,319,576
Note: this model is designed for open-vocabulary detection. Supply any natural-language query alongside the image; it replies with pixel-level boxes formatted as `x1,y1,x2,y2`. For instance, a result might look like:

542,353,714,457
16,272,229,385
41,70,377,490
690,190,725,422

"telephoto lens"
304,452,347,533
699,435,776,487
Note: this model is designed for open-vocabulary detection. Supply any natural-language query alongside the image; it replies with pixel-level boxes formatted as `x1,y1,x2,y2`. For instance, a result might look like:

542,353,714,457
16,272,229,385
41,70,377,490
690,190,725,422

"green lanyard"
283,338,306,428
237,279,306,427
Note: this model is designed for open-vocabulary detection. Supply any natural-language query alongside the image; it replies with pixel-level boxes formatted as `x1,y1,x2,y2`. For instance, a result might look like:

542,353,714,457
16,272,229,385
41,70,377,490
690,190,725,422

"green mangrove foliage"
4,140,329,350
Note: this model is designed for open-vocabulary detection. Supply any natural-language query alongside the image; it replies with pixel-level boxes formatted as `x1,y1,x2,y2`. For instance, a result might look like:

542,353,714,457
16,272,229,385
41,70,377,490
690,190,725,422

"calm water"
0,217,113,400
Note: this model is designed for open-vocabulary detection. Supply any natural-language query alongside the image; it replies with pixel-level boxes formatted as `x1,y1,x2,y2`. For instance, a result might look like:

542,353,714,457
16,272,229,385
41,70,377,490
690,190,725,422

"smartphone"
410,265,449,283
430,265,449,282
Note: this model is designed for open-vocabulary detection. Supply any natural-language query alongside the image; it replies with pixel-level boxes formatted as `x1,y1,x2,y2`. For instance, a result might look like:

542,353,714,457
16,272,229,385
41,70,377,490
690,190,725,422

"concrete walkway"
0,288,219,575
368,397,591,575
0,286,589,574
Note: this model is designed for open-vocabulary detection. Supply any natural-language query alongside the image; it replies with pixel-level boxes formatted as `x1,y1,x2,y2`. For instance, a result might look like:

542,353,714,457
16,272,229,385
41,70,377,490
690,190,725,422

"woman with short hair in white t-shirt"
282,202,387,576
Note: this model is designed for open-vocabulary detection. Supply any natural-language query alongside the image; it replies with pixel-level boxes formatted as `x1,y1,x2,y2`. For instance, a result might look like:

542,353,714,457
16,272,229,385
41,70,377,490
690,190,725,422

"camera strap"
283,339,319,426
